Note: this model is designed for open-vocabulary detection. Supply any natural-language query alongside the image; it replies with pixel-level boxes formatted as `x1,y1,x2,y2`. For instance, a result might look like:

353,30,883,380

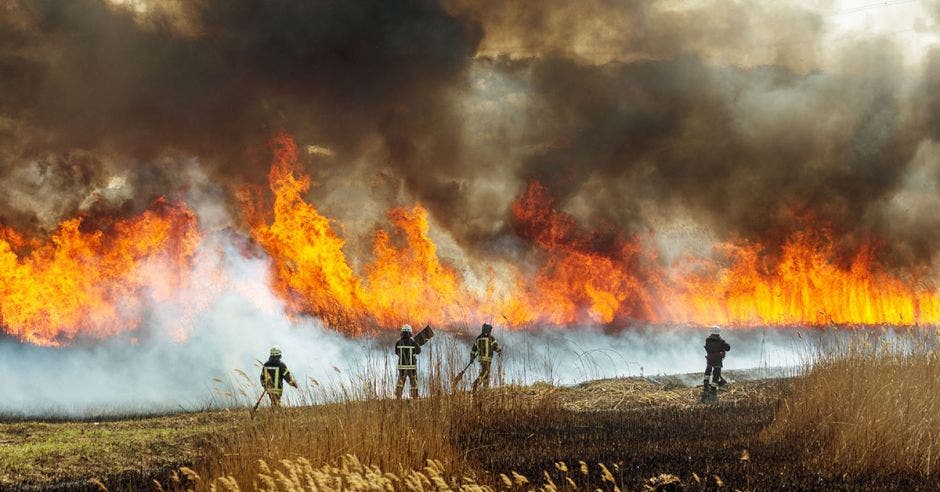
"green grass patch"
0,411,237,488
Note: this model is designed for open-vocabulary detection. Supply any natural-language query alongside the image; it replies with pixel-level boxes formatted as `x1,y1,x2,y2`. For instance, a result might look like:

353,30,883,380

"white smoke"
0,224,816,417
0,173,834,418
491,325,808,385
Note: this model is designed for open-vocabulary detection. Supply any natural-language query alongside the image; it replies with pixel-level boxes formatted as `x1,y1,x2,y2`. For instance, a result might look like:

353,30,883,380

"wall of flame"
3,133,940,346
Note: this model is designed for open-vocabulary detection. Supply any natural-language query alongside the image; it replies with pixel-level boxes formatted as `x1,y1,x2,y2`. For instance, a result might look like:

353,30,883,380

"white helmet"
711,325,721,335
270,346,282,357
401,324,413,334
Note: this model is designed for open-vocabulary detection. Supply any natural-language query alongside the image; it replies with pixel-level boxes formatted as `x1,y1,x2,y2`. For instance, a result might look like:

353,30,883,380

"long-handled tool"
451,359,473,385
251,361,271,417
249,390,266,418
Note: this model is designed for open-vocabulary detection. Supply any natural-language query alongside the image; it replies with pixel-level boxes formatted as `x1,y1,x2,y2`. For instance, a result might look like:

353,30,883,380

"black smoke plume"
1,0,939,272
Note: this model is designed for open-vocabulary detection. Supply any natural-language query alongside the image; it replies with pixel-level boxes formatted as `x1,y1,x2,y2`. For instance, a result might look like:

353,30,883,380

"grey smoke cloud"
0,0,480,230
2,0,940,269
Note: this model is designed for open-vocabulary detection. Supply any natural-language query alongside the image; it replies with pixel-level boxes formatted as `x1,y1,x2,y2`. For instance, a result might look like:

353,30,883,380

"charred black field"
462,386,926,490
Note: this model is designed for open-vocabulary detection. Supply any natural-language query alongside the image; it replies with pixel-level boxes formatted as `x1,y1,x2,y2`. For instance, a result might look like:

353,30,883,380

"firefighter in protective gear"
394,325,421,399
261,346,298,407
470,323,502,392
703,326,731,391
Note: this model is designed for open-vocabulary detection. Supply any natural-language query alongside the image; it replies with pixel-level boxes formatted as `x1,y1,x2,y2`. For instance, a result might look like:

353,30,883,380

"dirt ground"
2,374,933,491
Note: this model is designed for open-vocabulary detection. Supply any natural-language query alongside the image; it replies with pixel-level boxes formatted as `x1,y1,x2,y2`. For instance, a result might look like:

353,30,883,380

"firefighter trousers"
396,369,418,398
472,360,492,392
266,390,283,408
704,363,723,384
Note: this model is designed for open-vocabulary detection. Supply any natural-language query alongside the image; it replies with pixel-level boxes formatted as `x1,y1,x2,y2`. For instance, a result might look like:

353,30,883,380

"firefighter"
703,326,731,391
260,346,298,407
394,324,421,399
471,323,502,392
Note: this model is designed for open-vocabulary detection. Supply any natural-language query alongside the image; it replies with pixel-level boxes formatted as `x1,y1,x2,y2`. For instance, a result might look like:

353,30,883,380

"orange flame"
0,200,199,345
500,181,661,325
364,205,467,326
247,135,940,331
247,133,366,330
663,230,940,327
11,131,933,343
246,133,476,332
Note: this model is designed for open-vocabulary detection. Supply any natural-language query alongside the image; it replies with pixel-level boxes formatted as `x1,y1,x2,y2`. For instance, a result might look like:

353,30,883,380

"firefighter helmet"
270,346,282,357
401,324,413,334
711,325,720,334
481,323,493,335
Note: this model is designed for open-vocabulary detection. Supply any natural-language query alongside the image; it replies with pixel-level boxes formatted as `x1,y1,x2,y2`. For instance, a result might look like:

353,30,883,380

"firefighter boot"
410,387,419,399
702,378,711,391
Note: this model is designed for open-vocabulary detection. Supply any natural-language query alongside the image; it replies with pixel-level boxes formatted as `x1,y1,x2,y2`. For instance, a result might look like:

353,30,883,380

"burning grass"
237,133,940,336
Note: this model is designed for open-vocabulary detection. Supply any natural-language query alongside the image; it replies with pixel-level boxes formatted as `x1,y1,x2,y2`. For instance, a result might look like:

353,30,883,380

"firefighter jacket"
704,334,731,364
394,336,421,370
471,334,502,362
260,357,296,395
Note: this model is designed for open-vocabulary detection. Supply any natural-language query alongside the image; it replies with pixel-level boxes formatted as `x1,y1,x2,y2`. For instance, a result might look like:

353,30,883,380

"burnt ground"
459,385,934,490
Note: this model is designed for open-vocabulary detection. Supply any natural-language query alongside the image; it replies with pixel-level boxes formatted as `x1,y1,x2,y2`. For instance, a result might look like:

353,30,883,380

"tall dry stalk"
203,454,649,492
767,329,940,477
193,340,555,491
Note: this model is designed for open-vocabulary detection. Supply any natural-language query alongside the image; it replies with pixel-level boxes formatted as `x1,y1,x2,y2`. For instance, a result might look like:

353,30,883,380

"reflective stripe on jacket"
395,338,420,370
261,357,294,395
472,335,501,362
262,365,283,394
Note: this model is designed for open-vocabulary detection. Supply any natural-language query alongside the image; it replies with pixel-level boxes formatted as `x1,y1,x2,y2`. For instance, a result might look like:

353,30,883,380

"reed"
191,342,556,491
767,329,940,477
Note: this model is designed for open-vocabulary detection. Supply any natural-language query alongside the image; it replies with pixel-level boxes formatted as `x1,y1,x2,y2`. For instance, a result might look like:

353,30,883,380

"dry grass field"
4,332,940,491
768,330,940,479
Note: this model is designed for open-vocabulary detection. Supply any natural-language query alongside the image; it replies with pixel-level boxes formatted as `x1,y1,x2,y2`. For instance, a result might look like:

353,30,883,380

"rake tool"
249,390,266,418
451,359,474,385
251,358,271,418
